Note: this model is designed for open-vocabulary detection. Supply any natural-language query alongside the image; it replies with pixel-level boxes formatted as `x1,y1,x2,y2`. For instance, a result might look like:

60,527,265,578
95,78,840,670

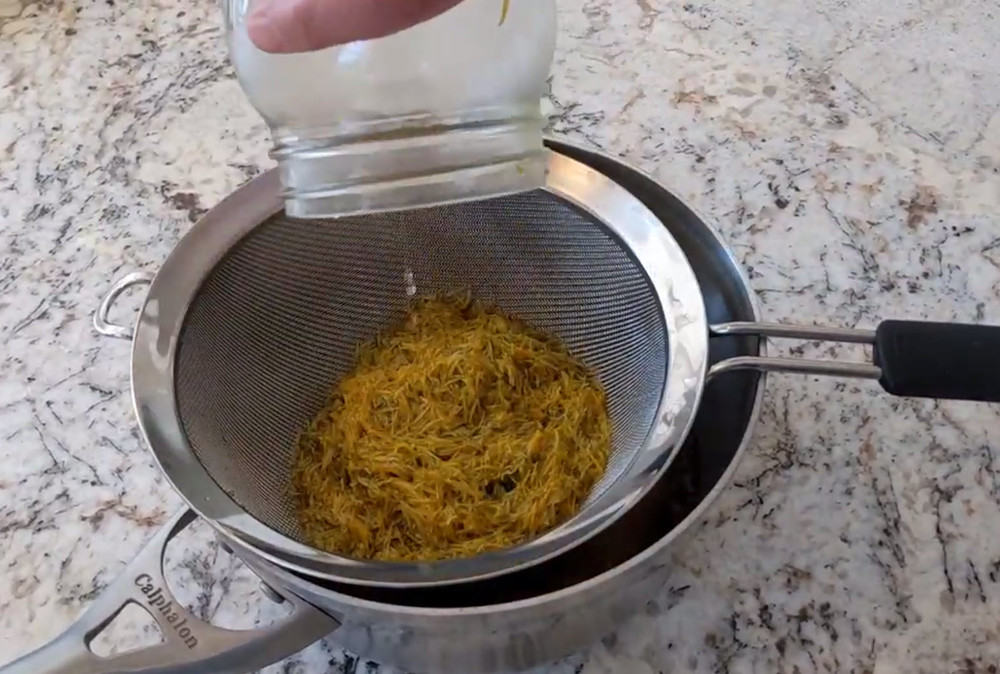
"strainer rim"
129,150,709,588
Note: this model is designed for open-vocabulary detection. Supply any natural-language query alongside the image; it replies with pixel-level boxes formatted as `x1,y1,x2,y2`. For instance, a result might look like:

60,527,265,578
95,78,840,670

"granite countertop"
2,0,1000,672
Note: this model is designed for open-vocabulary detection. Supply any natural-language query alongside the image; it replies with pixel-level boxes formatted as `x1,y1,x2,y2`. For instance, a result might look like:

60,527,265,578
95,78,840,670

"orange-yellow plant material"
293,295,611,562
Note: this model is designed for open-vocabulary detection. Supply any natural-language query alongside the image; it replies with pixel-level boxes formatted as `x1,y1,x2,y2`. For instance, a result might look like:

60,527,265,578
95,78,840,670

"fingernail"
246,0,287,53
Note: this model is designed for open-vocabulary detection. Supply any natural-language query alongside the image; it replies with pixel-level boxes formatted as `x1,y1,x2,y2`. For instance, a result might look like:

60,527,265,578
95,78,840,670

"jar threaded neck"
273,108,547,218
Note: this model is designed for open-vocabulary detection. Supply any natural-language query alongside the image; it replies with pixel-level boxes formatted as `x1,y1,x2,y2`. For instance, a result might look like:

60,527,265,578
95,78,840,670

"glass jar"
223,0,557,218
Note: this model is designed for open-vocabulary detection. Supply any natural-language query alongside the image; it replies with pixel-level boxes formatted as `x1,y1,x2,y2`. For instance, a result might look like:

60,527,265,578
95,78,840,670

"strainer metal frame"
128,152,709,587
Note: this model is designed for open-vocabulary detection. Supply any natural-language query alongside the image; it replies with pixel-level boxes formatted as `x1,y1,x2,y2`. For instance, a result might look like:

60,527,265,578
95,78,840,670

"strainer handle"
94,272,156,339
0,509,339,674
708,322,880,380
709,320,1000,403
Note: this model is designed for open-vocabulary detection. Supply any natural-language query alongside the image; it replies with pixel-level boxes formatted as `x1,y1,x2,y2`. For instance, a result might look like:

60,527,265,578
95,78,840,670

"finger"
248,0,465,54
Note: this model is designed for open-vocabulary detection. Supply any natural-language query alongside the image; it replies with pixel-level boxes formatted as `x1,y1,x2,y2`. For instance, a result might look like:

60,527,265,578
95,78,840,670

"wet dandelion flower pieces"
293,294,612,562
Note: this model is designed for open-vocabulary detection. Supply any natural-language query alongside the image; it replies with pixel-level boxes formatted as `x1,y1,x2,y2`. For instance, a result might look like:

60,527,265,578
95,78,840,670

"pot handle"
710,320,1000,403
0,509,339,674
94,272,155,339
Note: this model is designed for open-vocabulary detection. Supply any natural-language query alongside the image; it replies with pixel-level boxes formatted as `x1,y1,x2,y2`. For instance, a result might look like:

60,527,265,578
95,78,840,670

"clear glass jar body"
223,0,557,217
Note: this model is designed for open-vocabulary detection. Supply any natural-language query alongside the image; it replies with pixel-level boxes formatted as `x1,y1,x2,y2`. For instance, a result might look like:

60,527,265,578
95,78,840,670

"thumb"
247,0,466,54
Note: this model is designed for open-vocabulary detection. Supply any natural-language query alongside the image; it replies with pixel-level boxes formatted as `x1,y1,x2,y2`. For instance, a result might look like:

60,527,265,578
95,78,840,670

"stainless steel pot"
1,140,766,674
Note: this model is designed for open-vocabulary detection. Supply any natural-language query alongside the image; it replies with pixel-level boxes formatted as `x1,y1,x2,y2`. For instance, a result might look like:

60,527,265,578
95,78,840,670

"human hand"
248,0,466,53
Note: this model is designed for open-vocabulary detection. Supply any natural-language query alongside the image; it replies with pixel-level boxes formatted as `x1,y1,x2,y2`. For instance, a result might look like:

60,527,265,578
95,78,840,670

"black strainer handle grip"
875,320,1000,403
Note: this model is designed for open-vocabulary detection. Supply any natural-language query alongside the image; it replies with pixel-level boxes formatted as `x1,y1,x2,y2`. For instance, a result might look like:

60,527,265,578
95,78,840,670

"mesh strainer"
126,152,709,587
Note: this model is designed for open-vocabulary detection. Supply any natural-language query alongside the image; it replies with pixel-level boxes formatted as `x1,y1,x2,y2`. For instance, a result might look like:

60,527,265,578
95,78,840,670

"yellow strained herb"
293,294,611,562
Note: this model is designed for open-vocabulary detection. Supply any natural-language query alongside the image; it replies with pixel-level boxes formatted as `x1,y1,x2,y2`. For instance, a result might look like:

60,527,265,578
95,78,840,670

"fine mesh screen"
175,190,668,544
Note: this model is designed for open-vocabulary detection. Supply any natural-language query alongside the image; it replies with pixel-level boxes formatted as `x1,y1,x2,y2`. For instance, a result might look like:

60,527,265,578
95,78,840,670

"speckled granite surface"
2,0,1000,672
